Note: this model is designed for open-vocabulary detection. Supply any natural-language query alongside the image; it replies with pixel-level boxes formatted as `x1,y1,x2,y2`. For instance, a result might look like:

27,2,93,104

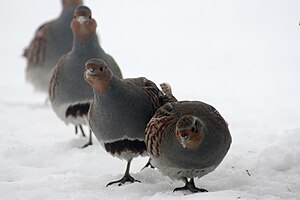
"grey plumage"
49,6,122,146
25,0,83,92
89,77,161,145
84,58,168,186
145,100,231,192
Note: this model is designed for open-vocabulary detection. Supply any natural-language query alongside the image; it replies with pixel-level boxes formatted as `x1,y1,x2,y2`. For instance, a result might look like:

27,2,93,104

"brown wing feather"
159,82,178,103
126,77,165,111
25,21,53,67
141,77,165,111
125,78,176,111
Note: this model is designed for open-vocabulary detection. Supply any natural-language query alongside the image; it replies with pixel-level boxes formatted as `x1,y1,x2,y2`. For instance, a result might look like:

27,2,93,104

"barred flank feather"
145,103,176,157
49,55,65,100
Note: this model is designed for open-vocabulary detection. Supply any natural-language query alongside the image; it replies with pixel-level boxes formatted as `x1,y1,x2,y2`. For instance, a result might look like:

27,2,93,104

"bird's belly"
53,102,89,125
91,113,149,142
26,67,53,92
103,139,147,161
152,158,216,180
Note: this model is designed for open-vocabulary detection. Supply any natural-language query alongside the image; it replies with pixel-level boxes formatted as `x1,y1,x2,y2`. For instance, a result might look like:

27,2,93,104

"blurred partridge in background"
24,0,83,92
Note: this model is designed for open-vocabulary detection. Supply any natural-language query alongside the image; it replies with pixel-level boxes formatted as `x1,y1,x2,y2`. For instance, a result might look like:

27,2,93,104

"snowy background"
1,0,300,199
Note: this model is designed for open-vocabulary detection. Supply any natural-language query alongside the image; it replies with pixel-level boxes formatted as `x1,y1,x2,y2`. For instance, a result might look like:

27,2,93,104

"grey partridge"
24,0,83,92
145,99,231,193
49,6,122,147
84,58,169,186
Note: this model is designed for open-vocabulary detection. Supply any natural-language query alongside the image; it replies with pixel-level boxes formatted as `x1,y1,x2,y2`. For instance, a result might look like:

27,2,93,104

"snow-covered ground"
1,0,300,199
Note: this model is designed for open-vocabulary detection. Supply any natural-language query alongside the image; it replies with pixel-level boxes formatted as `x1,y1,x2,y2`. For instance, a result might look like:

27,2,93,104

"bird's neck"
62,0,83,8
59,7,77,20
93,76,124,103
72,34,102,53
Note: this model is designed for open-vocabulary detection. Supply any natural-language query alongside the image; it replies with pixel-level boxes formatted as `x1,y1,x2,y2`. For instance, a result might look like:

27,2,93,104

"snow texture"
1,0,300,199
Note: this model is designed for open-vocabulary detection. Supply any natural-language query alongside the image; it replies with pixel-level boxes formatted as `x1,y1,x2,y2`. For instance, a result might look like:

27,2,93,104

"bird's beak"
85,68,96,78
180,136,190,148
77,16,88,24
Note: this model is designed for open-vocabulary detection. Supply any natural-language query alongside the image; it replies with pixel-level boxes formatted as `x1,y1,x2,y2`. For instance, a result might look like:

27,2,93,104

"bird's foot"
106,174,141,187
173,186,208,193
141,158,155,171
80,129,93,148
173,179,208,193
81,140,92,148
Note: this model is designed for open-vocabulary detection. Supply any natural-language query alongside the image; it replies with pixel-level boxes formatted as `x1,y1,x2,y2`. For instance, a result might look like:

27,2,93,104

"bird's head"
84,58,113,95
71,5,97,41
176,115,205,149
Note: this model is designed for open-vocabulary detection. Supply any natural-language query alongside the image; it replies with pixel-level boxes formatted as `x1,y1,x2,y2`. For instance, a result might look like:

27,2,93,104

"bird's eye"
89,16,91,19
191,127,195,132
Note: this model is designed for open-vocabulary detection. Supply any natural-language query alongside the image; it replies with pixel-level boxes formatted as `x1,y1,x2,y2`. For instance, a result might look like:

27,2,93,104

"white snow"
1,0,300,199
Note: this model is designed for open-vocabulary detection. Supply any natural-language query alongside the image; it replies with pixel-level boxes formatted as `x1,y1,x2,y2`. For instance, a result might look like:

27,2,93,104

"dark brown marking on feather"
104,139,146,156
142,78,165,112
26,22,52,67
49,65,59,100
159,83,178,103
49,55,66,100
65,103,90,118
145,109,175,157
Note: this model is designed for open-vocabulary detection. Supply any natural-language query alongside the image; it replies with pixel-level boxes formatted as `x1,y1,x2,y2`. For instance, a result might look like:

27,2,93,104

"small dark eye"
191,127,195,132
89,16,91,19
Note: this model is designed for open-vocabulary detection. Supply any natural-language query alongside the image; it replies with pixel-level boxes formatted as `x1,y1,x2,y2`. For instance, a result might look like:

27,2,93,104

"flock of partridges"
24,0,232,193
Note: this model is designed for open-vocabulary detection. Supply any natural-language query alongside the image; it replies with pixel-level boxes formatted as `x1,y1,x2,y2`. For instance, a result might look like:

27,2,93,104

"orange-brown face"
84,58,113,95
175,115,204,149
71,6,97,41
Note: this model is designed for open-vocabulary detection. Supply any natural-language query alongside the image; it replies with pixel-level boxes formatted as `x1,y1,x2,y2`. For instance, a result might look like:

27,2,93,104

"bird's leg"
79,125,86,137
106,159,141,187
141,158,155,170
173,177,189,192
188,178,208,193
173,178,208,193
75,125,78,135
81,129,93,148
